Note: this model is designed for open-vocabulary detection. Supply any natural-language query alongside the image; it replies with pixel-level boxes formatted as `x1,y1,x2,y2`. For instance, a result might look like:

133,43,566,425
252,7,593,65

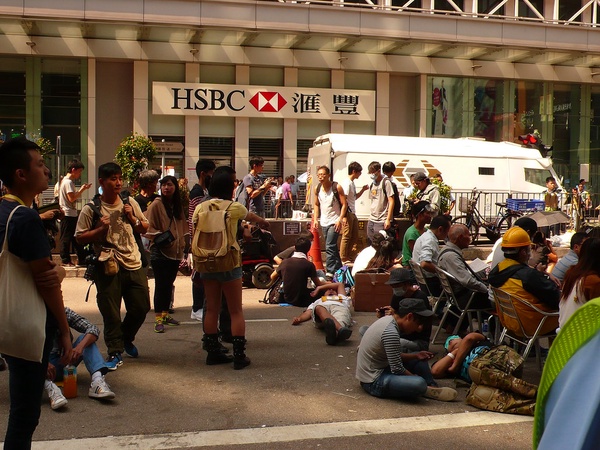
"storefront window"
199,137,234,168
0,72,26,140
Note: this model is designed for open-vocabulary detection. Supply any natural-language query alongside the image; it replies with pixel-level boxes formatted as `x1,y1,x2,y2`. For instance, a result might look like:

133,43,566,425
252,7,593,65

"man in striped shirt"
356,298,457,402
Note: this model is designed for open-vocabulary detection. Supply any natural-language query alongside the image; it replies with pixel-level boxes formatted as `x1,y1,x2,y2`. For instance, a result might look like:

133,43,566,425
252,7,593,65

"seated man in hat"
291,282,352,346
356,297,457,402
488,227,560,336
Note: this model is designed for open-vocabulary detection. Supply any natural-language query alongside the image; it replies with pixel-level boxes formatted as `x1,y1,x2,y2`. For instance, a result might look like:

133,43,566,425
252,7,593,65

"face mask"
370,173,378,181
393,287,407,297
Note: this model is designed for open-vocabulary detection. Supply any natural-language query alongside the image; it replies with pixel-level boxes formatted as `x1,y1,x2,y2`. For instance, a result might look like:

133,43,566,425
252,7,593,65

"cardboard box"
352,271,393,312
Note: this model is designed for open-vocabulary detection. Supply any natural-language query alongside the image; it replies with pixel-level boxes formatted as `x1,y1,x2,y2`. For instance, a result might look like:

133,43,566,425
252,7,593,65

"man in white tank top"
312,166,347,275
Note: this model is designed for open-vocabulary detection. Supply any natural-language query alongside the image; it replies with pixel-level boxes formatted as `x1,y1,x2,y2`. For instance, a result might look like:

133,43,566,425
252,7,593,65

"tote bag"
0,205,47,362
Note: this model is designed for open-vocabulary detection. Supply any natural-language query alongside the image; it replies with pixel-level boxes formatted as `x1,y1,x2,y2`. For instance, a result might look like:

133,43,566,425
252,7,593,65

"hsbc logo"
249,92,287,112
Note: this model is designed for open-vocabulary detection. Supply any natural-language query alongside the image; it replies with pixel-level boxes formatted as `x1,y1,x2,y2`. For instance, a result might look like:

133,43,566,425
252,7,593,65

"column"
376,72,390,135
185,62,200,184
284,67,298,177
133,60,148,135
235,65,250,175
331,70,344,133
417,74,429,137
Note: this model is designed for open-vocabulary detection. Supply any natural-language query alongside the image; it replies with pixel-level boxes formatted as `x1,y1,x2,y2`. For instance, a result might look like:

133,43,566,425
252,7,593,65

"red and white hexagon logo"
249,91,287,112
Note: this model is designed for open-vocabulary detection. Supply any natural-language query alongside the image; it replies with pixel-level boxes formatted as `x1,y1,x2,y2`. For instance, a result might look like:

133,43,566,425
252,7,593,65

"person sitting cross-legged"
291,282,352,345
356,297,457,402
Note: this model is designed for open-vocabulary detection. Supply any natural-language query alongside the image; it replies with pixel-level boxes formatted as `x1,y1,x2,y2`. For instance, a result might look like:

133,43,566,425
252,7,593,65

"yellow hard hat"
501,227,532,248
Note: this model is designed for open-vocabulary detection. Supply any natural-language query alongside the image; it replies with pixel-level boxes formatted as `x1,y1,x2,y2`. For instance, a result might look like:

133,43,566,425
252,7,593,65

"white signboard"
152,82,375,121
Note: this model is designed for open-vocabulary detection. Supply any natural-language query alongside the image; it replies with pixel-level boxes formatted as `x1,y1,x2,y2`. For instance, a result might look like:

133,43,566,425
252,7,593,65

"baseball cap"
385,268,412,285
395,298,434,317
413,200,432,216
413,172,428,182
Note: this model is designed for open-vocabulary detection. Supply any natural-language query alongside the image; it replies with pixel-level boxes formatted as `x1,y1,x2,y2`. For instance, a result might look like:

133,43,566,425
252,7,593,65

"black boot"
201,335,229,354
204,333,233,365
232,336,251,370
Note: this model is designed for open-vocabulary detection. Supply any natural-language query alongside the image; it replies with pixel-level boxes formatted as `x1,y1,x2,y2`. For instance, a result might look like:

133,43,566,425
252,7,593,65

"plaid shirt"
51,307,100,354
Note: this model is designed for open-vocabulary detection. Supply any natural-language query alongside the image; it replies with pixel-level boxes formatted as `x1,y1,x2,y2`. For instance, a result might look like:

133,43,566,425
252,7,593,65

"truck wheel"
252,264,274,289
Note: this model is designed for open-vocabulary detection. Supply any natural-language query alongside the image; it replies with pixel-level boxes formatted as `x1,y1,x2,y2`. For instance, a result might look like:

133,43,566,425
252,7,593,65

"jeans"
360,359,435,400
4,324,54,450
95,267,151,355
49,334,108,380
59,216,85,264
322,224,342,275
151,257,180,313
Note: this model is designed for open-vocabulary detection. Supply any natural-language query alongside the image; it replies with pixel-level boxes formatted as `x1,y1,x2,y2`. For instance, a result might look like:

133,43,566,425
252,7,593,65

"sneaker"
89,376,115,400
154,318,165,333
424,386,457,402
162,315,180,326
46,381,68,410
190,309,203,322
105,353,123,371
323,318,337,346
336,327,353,343
124,342,139,358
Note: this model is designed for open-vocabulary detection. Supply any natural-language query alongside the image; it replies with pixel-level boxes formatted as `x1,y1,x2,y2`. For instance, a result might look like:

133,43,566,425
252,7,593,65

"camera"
83,254,98,282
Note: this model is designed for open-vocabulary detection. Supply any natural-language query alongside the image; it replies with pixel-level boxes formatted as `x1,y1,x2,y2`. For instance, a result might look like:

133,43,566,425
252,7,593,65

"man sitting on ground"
356,298,457,402
291,282,352,345
272,236,326,307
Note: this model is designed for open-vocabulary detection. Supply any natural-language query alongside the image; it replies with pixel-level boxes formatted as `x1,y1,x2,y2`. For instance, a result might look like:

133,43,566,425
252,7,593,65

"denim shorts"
197,266,243,282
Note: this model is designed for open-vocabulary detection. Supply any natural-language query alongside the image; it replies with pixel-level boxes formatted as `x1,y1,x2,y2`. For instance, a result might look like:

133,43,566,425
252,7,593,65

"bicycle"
452,189,522,244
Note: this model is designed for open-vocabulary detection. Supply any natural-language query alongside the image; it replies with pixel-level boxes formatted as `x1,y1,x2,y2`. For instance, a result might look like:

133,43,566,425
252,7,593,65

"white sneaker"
46,381,68,410
424,386,457,402
190,309,203,322
88,376,115,400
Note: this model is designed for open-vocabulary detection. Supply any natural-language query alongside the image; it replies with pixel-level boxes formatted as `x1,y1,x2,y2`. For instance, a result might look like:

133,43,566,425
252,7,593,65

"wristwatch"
134,218,141,227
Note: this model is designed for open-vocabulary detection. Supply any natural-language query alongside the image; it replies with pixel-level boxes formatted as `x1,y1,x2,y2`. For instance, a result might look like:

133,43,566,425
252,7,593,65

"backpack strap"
315,182,341,207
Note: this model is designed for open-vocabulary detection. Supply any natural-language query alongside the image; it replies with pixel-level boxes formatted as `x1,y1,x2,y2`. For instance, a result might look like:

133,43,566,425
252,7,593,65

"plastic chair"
408,259,445,311
491,287,559,369
430,267,490,344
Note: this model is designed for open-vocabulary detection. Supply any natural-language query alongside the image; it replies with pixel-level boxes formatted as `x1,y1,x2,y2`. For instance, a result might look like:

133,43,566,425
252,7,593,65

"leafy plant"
114,133,157,190
431,178,453,214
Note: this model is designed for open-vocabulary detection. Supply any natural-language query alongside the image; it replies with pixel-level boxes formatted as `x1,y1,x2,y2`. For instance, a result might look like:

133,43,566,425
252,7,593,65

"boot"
201,335,229,354
204,333,233,365
232,336,251,370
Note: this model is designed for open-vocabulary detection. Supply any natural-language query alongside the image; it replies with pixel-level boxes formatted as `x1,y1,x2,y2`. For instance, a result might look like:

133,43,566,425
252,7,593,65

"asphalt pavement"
0,276,538,449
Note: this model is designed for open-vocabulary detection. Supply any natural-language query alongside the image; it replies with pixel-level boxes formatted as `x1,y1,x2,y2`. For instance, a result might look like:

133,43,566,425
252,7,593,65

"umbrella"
526,211,570,227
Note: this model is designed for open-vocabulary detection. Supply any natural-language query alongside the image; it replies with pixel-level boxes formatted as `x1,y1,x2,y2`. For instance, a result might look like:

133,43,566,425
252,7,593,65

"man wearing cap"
488,227,560,336
366,161,395,244
291,282,352,346
356,297,457,402
401,200,432,267
414,172,441,216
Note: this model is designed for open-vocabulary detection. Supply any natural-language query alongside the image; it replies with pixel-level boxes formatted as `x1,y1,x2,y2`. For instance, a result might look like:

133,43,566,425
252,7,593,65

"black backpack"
261,276,284,304
315,181,344,210
389,179,402,218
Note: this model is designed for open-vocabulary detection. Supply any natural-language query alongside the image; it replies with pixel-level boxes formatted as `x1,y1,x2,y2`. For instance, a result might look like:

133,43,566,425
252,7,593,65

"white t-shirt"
59,177,77,217
307,295,351,311
340,178,357,213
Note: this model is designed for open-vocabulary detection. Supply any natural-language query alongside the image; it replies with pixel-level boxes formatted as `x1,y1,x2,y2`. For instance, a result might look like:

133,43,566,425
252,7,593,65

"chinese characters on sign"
152,83,375,121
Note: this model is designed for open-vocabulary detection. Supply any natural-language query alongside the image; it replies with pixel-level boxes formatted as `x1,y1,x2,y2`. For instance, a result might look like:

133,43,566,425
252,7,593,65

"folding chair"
430,267,491,345
491,287,559,369
408,259,445,312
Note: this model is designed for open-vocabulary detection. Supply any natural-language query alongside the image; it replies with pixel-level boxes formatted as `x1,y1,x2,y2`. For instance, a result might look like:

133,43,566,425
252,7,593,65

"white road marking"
31,411,532,449
180,318,288,325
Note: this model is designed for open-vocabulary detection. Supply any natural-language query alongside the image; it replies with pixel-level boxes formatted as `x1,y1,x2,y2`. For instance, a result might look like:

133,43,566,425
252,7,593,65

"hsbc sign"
152,82,375,121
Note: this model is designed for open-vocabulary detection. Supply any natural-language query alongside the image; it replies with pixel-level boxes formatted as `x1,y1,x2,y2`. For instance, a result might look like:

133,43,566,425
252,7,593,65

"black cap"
395,298,434,317
513,217,538,235
413,200,431,216
385,268,412,285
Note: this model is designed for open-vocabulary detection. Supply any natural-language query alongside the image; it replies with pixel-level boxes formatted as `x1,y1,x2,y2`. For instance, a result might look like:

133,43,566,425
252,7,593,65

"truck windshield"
524,168,553,187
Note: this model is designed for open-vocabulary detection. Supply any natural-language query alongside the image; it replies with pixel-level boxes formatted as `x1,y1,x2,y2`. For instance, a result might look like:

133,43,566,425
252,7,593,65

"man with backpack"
76,162,151,370
339,162,368,264
382,161,402,219
366,161,395,244
312,165,347,276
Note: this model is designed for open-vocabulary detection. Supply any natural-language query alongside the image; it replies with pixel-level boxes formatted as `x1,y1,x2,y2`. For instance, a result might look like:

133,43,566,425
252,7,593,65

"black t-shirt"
134,193,159,213
276,256,317,307
275,246,294,261
394,288,432,350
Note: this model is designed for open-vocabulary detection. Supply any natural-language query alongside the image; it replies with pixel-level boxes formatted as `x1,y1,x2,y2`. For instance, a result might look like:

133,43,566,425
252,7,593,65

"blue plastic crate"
506,198,545,212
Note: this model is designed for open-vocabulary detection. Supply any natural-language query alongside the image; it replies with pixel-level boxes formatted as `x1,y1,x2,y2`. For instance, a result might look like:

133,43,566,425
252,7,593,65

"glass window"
514,81,544,139
524,168,554,186
479,0,504,15
41,74,81,155
0,72,26,140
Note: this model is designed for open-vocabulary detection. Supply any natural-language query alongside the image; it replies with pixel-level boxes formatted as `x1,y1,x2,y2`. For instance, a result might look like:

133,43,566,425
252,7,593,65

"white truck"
307,133,564,220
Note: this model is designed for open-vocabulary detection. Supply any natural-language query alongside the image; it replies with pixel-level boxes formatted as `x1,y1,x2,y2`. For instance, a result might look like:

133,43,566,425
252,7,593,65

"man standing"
340,162,368,263
412,215,451,296
242,156,275,218
188,159,215,321
76,162,151,370
0,137,73,448
59,159,92,266
488,227,560,336
366,161,395,244
312,165,347,276
414,171,441,216
279,176,294,219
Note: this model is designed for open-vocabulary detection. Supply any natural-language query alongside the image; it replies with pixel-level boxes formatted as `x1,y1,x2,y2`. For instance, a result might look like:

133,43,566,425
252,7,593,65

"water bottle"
63,365,78,399
482,320,491,340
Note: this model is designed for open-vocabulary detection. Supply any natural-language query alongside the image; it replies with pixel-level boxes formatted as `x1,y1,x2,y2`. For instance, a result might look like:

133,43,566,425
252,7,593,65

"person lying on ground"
431,332,491,382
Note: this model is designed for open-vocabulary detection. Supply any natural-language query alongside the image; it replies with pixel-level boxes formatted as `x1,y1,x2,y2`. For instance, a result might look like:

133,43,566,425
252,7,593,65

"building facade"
0,0,598,194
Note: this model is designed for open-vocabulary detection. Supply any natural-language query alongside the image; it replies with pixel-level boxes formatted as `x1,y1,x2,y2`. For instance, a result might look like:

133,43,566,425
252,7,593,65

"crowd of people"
2,137,600,448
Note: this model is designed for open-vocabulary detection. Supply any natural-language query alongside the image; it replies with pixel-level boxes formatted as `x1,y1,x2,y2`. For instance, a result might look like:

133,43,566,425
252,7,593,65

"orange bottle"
62,365,78,399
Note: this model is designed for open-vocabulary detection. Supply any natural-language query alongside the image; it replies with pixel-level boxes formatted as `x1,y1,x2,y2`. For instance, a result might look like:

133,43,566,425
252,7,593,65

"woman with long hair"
193,169,269,369
558,237,600,328
145,176,189,333
365,239,401,272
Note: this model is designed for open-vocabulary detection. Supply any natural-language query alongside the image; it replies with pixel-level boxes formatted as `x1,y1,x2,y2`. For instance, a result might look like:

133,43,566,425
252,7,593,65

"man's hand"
34,262,65,289
292,317,303,325
46,362,56,381
70,342,84,365
334,219,342,233
384,218,391,230
414,351,435,361
258,218,270,230
123,203,135,222
97,215,110,231
59,334,74,366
